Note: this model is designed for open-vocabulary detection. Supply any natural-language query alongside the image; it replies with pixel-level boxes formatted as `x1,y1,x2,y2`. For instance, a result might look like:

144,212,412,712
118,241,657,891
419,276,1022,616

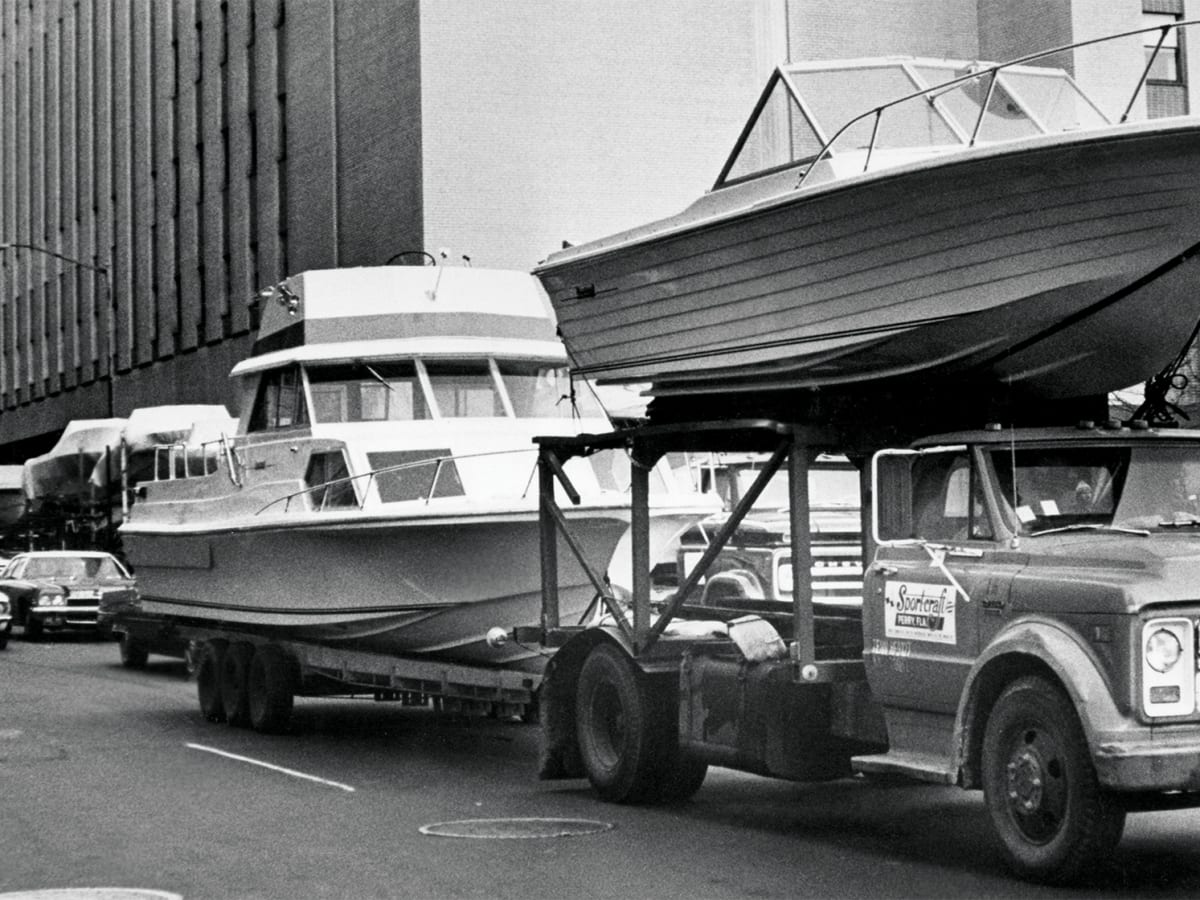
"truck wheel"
248,644,295,734
196,639,229,722
220,642,255,728
118,634,150,670
576,643,669,803
982,675,1125,884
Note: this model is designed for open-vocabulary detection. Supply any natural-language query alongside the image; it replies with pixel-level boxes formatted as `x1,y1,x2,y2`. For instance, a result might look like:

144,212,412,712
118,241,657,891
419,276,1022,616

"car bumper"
29,605,100,629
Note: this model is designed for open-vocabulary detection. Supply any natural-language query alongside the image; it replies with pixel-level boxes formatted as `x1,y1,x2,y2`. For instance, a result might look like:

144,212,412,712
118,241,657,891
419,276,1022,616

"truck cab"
862,421,1200,878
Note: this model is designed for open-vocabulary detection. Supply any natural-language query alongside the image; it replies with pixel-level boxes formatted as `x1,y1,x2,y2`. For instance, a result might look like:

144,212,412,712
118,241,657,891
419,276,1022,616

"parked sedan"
2,551,136,640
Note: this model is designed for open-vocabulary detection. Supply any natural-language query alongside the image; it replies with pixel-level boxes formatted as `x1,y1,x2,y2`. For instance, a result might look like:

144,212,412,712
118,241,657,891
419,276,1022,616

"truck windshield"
988,445,1200,533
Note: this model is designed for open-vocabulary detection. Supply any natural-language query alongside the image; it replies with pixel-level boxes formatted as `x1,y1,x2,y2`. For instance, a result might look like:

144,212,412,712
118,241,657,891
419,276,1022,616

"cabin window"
304,451,357,510
306,363,431,423
424,361,504,417
500,363,604,419
248,365,310,431
367,449,465,502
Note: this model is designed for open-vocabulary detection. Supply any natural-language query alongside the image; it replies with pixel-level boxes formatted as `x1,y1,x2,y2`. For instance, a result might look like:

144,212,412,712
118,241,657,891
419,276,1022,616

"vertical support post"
789,438,816,667
120,439,129,517
538,450,560,633
630,448,651,650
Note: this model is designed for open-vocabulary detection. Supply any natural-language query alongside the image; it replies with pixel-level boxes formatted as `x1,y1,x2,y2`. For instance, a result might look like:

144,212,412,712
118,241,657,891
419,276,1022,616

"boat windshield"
719,57,1107,188
987,445,1200,534
305,359,605,423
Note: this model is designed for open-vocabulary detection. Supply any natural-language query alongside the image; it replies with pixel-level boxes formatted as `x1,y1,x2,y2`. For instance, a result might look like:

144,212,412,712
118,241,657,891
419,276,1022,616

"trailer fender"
539,626,635,781
957,616,1123,789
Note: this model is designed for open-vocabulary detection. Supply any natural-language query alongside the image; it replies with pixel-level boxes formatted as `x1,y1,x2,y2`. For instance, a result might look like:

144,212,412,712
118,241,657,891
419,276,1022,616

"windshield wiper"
360,362,394,392
1030,523,1150,538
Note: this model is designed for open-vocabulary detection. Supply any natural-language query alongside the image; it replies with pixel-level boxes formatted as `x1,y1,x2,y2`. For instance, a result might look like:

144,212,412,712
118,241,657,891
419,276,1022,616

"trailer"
106,612,541,731
526,415,1200,884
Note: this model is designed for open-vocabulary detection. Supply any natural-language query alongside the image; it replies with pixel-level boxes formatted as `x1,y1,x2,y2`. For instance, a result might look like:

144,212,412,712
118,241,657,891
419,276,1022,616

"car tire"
23,612,42,641
247,644,295,734
196,639,229,722
220,641,255,728
982,675,1126,884
0,624,8,650
118,634,150,669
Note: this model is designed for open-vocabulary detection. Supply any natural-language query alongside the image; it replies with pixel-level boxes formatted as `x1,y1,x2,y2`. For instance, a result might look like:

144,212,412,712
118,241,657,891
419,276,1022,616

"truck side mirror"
872,450,916,544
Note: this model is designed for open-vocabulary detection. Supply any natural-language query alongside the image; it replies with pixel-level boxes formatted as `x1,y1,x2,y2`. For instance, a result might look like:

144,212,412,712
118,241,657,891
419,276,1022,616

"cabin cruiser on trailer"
121,265,712,669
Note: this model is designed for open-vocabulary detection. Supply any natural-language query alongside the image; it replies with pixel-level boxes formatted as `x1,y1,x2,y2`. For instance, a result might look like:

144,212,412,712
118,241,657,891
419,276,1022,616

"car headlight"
0,598,8,615
1146,628,1183,673
37,592,66,607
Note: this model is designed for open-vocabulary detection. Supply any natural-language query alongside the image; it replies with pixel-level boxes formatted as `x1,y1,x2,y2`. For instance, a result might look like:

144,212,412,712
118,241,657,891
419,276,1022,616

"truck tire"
220,641,255,728
196,639,229,722
248,644,295,734
118,634,150,670
576,643,671,803
654,754,708,804
982,675,1125,884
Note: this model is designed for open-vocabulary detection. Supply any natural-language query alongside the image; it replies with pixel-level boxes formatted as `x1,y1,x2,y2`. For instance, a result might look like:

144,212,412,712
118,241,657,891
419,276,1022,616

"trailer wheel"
982,675,1125,884
118,634,150,669
576,643,671,803
248,644,295,734
197,639,229,722
220,642,255,727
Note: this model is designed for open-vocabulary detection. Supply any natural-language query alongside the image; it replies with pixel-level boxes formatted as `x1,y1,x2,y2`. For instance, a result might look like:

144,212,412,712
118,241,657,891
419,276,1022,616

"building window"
1144,12,1183,83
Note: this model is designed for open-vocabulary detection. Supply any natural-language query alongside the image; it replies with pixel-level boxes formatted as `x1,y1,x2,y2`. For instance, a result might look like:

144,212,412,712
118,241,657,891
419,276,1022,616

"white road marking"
186,743,356,792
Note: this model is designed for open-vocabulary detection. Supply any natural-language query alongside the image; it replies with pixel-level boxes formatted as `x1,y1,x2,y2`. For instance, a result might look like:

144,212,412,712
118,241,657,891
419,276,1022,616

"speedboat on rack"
120,265,713,670
535,21,1200,400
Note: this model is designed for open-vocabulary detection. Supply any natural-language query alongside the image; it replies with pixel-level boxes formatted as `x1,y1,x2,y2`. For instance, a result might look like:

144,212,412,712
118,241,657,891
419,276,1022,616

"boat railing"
767,18,1200,192
254,446,543,516
148,434,240,485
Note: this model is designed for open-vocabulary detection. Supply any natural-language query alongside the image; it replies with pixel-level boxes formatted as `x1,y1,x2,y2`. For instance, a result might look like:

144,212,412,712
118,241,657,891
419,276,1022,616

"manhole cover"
419,817,612,839
0,891,182,900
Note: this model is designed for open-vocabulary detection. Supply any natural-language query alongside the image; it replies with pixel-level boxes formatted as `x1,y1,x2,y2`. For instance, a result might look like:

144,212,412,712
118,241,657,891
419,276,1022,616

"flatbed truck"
526,416,1200,884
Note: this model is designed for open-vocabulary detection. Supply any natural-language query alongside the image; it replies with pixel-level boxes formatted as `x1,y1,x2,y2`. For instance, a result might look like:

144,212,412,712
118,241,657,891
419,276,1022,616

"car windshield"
718,464,861,511
21,556,127,580
987,445,1200,534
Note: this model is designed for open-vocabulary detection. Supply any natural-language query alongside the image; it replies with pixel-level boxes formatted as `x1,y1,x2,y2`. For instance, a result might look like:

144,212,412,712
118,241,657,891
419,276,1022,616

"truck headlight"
1146,628,1183,673
776,561,793,595
1142,618,1196,718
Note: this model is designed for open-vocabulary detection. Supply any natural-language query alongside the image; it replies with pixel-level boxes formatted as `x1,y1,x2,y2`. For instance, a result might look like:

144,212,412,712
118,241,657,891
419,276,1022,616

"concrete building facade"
0,0,1196,459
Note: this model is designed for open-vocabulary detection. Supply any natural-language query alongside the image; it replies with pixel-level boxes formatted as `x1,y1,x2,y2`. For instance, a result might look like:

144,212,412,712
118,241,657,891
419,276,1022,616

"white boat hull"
126,511,630,669
538,122,1200,398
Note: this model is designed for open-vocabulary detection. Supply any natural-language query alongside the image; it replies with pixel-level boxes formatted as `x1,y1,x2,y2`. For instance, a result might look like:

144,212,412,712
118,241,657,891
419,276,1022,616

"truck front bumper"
1095,728,1200,792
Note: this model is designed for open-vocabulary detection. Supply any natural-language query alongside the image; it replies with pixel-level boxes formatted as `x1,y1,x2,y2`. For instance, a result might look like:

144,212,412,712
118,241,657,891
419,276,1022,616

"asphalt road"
2,636,1200,900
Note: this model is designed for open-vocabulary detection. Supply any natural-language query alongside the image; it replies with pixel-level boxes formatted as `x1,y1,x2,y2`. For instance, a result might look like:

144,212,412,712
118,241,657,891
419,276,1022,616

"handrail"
785,19,1200,191
254,446,541,516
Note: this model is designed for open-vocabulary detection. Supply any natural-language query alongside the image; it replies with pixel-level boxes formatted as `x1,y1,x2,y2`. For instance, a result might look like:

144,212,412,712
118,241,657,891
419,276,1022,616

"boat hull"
126,512,630,668
538,122,1200,398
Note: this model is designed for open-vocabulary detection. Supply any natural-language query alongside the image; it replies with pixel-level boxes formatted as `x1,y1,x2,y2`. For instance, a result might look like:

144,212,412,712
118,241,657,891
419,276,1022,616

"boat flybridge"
121,265,714,669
